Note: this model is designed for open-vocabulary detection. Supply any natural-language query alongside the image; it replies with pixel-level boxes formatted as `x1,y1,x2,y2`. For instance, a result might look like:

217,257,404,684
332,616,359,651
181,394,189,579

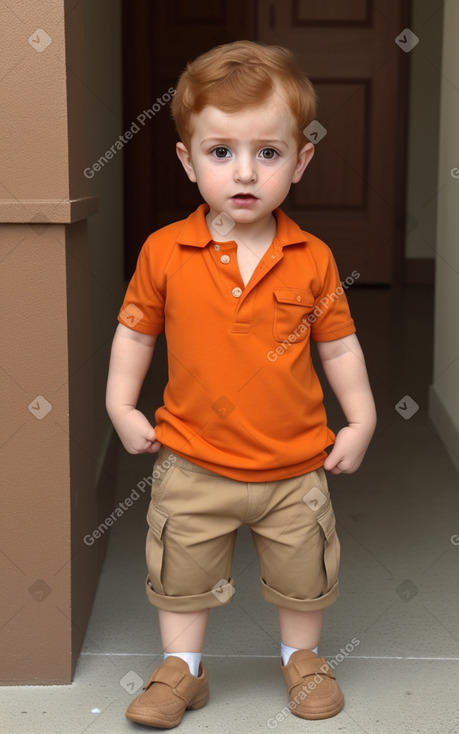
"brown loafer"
125,656,209,729
281,649,344,720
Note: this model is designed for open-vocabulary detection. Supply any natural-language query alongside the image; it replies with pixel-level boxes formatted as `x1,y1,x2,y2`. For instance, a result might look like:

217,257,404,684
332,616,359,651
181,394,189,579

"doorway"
122,0,411,283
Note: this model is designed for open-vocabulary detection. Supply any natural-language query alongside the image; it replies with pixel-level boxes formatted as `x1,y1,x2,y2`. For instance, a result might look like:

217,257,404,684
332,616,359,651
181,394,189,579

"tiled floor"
3,286,459,734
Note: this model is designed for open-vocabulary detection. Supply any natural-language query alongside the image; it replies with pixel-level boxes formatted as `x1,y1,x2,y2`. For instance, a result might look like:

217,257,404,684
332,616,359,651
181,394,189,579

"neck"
206,210,277,247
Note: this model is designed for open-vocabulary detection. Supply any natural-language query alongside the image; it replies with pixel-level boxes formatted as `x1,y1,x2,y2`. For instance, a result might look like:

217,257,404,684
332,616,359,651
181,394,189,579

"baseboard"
428,384,459,476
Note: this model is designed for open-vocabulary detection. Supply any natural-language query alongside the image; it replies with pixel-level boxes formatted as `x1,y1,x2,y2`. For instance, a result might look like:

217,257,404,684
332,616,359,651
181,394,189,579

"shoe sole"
291,692,344,720
125,693,209,728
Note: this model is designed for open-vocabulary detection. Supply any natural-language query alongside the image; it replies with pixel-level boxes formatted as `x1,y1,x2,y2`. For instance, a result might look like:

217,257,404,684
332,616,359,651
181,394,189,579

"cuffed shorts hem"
145,575,236,612
260,576,339,612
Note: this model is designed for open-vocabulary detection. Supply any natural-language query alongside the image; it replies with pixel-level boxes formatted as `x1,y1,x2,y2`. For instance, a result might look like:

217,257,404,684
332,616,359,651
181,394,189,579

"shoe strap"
144,665,200,703
282,656,335,691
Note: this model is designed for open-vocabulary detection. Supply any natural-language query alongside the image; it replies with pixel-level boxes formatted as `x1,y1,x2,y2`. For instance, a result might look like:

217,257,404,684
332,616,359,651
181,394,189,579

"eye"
212,146,231,159
260,148,278,160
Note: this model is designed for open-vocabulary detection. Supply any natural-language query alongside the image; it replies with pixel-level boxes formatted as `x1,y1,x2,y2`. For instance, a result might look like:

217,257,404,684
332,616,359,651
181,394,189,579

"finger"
323,451,340,471
144,440,162,454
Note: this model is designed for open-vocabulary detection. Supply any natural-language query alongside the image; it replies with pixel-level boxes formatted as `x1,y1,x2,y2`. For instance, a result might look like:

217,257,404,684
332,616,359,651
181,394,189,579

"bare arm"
106,323,161,454
316,333,376,474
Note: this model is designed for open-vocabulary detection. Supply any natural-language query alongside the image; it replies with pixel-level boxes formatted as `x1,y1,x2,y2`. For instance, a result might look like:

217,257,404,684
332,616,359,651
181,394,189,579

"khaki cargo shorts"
145,447,340,613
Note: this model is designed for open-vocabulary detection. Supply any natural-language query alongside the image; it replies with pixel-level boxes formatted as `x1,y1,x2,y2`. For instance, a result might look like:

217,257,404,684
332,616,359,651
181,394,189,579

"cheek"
194,167,224,199
259,167,294,193
200,166,226,189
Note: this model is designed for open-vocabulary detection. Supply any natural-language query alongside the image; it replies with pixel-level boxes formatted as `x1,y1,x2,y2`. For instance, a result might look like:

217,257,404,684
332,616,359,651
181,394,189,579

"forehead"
190,93,297,141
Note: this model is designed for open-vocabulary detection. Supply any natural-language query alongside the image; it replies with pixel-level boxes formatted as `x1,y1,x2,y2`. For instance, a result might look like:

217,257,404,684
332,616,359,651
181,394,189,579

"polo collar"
176,203,307,249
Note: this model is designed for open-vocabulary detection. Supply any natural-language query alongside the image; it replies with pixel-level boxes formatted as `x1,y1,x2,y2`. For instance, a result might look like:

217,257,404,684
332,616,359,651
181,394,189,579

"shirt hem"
117,314,164,335
311,321,356,342
168,447,328,482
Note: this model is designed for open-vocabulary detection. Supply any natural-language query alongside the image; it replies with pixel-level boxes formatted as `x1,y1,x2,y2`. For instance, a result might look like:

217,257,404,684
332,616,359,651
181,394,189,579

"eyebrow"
200,137,288,147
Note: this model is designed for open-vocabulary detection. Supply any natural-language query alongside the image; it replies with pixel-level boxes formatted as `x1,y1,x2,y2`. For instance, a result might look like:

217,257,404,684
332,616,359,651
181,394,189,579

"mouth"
231,193,258,205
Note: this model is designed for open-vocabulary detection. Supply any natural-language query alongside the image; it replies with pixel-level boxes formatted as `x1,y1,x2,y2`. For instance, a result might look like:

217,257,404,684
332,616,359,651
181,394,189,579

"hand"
112,408,161,454
323,423,373,475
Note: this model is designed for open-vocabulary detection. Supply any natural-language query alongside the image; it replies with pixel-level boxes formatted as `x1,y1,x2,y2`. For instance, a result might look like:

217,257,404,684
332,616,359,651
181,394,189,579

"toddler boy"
106,40,376,728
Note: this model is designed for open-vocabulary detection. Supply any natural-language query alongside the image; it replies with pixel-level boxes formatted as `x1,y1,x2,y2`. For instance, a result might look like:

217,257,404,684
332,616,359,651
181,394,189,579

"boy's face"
176,93,314,232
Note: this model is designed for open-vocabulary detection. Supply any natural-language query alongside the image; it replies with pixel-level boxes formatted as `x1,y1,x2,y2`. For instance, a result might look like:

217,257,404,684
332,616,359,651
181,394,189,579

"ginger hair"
171,40,317,150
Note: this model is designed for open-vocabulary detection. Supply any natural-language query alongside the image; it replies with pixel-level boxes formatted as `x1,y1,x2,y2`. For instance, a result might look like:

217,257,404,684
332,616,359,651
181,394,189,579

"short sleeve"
309,245,356,342
117,236,165,335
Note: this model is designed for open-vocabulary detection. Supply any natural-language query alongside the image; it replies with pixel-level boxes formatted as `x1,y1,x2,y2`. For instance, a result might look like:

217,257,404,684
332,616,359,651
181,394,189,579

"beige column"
0,0,99,683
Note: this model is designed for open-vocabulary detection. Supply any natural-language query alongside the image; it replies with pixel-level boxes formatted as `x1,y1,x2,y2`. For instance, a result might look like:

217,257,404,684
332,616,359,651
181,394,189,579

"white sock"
163,651,202,677
281,643,319,665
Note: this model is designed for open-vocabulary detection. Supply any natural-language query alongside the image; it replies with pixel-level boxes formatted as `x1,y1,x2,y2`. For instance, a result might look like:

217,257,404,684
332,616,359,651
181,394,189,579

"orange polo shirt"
118,203,356,481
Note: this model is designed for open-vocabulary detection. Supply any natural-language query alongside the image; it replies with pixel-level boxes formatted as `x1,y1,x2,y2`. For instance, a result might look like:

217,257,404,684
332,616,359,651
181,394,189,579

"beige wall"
0,0,101,684
405,0,443,262
428,2,459,475
1,222,75,683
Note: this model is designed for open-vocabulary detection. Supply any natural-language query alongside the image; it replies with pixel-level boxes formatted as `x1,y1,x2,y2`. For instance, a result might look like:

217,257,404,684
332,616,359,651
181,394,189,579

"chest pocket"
273,288,314,343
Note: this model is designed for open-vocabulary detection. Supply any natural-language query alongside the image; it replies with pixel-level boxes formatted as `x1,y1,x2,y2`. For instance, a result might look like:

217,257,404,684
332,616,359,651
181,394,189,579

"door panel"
258,0,411,282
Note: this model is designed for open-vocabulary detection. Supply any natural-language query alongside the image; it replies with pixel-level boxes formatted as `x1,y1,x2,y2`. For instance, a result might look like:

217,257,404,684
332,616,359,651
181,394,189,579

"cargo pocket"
145,503,169,596
273,288,314,343
316,502,341,589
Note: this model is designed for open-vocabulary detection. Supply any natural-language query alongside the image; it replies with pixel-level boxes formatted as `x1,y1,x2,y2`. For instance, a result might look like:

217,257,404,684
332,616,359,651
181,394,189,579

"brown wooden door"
257,0,411,283
123,0,410,283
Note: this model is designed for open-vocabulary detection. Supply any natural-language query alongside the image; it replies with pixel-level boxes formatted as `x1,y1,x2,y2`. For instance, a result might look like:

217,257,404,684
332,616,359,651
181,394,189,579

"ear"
291,142,315,184
176,142,197,183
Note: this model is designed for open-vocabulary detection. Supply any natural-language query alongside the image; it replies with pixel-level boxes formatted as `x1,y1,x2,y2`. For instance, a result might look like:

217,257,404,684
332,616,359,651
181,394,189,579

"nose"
234,153,256,183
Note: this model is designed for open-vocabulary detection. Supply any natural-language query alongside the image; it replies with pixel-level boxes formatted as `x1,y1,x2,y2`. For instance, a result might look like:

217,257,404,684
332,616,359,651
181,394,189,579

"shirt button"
214,244,221,251
220,255,230,264
296,295,302,302
232,287,242,298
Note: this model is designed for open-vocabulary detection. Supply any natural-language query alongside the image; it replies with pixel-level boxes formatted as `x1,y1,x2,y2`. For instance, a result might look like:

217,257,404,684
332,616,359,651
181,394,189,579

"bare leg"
277,607,324,651
158,608,210,653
